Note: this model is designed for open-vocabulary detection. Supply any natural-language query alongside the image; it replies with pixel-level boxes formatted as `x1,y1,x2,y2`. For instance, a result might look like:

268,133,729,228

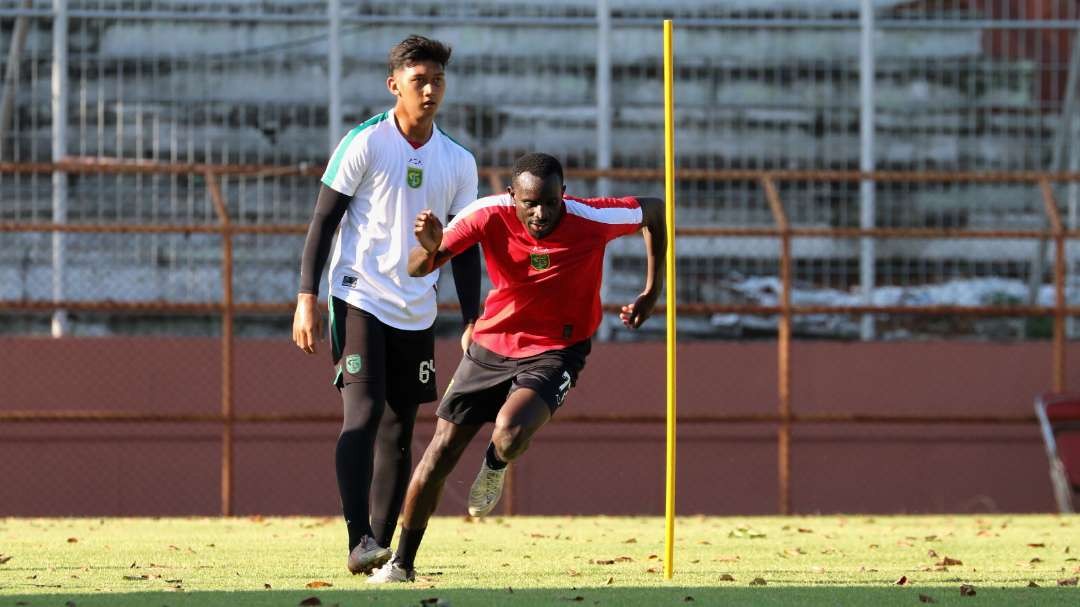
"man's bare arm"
619,196,666,329
407,210,458,277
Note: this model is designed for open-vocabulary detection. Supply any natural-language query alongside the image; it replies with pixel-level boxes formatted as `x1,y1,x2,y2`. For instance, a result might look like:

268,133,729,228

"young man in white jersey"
367,152,666,583
292,35,481,575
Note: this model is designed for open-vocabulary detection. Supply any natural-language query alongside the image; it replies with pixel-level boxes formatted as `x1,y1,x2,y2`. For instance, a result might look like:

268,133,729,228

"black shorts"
329,297,437,405
436,340,591,425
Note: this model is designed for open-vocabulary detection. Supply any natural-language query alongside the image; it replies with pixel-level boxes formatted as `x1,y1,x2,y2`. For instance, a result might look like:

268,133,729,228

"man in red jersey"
367,152,665,583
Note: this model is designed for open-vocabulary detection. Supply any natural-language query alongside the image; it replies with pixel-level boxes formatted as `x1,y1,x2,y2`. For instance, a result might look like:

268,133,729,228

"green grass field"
1,515,1077,606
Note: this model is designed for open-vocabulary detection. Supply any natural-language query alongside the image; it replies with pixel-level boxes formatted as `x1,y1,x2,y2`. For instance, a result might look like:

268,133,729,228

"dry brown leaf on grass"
719,574,735,581
263,583,271,589
614,556,633,563
305,581,332,589
937,557,963,566
798,527,813,533
1027,581,1039,587
749,577,767,586
605,577,613,585
0,554,12,564
592,559,615,565
67,538,78,543
623,538,637,543
959,584,976,596
895,575,908,585
1058,577,1079,586
1028,543,1046,548
918,594,936,604
298,598,321,606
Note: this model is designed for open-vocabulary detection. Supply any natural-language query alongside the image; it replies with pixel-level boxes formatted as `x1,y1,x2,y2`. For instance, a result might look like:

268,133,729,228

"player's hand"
414,209,443,253
292,293,322,354
460,322,475,353
620,290,659,329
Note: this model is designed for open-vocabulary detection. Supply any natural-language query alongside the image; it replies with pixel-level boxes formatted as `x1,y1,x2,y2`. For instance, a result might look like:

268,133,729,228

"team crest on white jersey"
406,157,423,188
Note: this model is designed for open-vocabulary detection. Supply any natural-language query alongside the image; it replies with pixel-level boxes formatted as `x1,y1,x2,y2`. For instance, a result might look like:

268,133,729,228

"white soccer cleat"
366,558,415,584
467,461,507,517
346,536,391,575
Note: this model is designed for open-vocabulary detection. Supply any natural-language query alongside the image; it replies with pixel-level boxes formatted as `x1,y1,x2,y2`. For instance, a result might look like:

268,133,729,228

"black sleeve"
298,185,350,296
449,241,481,325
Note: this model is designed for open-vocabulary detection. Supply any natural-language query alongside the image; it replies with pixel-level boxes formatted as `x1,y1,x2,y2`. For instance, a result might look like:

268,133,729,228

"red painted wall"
1,337,1074,516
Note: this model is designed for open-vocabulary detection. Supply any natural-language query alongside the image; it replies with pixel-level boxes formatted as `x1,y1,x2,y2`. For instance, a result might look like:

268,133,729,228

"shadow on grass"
2,586,1076,607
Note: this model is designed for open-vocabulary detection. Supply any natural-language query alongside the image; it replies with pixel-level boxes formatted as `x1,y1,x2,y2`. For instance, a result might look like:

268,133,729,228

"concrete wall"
1,337,1074,516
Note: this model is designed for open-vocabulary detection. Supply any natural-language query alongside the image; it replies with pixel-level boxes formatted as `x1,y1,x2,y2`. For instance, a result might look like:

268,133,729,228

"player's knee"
491,423,529,461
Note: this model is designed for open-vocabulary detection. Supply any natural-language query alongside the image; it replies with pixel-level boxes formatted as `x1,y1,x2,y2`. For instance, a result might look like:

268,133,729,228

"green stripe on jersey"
436,125,474,157
322,112,388,186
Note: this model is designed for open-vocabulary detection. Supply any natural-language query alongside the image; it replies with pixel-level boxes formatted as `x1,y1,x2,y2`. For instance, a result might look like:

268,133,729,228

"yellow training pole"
662,18,677,581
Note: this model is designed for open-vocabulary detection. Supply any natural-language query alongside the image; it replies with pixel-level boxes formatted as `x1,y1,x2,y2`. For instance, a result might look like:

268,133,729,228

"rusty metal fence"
1,158,1078,515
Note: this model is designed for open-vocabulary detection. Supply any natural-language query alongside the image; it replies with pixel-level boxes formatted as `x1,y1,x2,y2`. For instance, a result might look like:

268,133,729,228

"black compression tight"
336,381,419,551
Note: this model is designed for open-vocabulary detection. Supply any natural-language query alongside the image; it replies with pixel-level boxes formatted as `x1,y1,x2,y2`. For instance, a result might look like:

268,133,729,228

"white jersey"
322,110,478,330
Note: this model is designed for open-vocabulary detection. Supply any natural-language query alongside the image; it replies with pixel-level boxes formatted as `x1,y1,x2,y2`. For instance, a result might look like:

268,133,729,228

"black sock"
337,427,375,551
485,441,508,470
370,518,395,550
394,526,427,570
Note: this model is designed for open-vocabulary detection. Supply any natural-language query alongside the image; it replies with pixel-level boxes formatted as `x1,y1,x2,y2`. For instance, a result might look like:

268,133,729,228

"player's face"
510,172,566,239
388,60,446,118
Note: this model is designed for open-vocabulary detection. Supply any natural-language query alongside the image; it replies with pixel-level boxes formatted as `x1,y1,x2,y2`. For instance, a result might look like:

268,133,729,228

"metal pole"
596,0,612,196
1069,131,1078,339
596,0,615,341
859,0,876,341
1040,179,1067,392
0,0,34,160
763,177,791,515
50,0,68,337
1031,26,1080,323
327,0,343,153
207,173,234,516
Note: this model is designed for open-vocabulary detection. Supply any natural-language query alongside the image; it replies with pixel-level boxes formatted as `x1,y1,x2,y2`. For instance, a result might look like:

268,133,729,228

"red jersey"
441,194,643,357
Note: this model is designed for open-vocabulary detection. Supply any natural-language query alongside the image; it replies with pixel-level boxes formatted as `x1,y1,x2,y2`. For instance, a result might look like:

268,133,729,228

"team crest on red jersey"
529,253,550,271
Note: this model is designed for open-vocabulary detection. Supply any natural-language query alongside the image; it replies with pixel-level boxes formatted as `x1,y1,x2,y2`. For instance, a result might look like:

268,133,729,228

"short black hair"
388,35,452,74
512,153,564,184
